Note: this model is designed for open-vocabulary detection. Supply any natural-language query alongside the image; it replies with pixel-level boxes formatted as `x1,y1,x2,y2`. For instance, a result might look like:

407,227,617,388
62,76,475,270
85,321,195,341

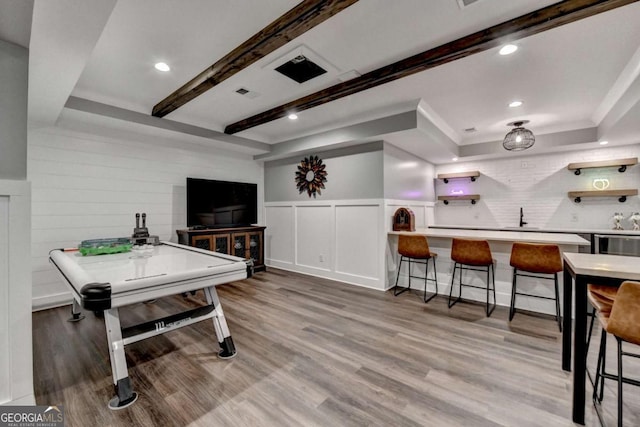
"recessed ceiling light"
452,157,459,162
154,62,170,72
509,101,523,108
499,44,518,55
288,113,298,120
599,140,609,145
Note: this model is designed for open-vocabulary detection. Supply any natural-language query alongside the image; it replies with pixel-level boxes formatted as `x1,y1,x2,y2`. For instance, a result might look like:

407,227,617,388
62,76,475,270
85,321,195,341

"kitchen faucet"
520,207,528,228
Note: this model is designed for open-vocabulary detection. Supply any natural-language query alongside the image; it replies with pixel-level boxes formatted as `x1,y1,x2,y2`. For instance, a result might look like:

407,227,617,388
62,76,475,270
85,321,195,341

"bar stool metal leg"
554,273,562,332
448,263,462,308
509,268,518,320
424,257,438,303
393,256,410,296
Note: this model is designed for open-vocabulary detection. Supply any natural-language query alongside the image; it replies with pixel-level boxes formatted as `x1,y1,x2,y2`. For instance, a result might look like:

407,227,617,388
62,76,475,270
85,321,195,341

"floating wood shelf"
568,189,638,203
437,171,480,183
438,194,480,205
567,157,637,175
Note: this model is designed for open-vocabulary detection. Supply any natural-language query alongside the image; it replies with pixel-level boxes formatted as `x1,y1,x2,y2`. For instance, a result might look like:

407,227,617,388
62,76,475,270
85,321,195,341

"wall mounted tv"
187,178,258,228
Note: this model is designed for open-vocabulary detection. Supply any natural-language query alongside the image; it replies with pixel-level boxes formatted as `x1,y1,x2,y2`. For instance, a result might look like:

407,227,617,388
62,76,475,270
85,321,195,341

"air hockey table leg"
104,308,138,409
67,299,85,322
203,285,237,359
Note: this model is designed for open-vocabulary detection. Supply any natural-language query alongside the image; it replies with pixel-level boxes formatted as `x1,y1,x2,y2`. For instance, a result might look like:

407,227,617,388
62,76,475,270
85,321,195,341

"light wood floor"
33,269,639,426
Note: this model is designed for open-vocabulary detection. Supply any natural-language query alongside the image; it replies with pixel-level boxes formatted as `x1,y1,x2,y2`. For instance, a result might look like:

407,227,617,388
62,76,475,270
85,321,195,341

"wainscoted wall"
265,200,386,289
264,142,436,290
434,145,640,229
28,126,264,309
0,180,33,405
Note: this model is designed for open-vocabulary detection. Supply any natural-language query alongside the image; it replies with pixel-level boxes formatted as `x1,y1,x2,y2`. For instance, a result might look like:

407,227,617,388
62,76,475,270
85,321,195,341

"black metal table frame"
562,263,628,425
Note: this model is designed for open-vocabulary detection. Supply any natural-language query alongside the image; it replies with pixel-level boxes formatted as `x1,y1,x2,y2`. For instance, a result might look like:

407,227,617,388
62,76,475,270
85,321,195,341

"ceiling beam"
225,0,640,134
152,0,359,118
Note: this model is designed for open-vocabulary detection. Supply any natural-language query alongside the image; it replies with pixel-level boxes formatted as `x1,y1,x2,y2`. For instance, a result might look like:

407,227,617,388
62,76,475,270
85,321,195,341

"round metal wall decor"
295,155,327,198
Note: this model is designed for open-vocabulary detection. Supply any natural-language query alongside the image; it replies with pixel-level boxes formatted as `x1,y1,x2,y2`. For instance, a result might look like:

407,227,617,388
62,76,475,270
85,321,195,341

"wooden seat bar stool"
587,284,618,350
448,238,496,316
592,281,640,427
509,242,563,331
393,234,438,303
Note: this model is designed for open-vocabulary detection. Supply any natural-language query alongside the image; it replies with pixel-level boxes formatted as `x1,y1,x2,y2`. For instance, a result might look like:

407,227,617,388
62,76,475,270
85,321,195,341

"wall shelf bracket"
437,171,480,183
568,158,637,175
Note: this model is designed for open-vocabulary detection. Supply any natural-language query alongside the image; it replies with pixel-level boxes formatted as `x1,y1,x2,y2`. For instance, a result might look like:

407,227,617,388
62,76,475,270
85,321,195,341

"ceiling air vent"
275,55,327,84
235,87,260,99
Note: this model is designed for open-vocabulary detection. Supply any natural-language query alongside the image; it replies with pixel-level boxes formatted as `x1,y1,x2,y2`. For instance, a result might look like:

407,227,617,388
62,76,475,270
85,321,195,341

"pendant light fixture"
503,120,535,151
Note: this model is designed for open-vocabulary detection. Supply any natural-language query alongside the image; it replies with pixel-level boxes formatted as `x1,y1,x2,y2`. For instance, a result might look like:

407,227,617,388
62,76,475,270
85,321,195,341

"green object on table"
78,238,133,256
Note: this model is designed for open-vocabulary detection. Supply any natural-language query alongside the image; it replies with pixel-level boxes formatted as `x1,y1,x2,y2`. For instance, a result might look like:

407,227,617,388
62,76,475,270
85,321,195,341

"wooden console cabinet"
176,226,266,272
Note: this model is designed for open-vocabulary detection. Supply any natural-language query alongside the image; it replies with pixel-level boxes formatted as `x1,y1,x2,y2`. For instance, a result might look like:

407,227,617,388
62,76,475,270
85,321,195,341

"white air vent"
456,0,482,8
264,44,339,83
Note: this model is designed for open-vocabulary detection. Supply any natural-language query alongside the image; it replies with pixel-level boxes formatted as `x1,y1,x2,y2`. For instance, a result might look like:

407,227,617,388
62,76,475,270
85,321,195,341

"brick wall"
434,145,640,230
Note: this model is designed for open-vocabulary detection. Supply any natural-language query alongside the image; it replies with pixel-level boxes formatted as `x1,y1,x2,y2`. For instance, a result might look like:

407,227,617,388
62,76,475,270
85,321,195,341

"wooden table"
562,253,640,425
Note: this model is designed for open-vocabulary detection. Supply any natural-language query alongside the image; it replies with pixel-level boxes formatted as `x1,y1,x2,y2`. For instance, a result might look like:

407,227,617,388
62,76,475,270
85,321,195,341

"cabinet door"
248,231,262,265
213,234,230,254
232,233,248,258
191,235,213,251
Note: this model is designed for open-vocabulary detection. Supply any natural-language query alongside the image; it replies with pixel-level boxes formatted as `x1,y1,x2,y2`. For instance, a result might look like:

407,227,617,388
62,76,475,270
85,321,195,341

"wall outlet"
319,254,324,262
571,213,579,222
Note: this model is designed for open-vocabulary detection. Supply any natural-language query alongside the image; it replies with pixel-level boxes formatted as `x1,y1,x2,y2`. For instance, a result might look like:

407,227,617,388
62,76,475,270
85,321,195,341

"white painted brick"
435,145,640,229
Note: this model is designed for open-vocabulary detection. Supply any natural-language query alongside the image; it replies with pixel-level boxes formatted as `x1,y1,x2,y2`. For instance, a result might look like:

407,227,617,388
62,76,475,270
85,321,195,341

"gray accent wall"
264,141,384,202
0,40,28,180
383,143,435,201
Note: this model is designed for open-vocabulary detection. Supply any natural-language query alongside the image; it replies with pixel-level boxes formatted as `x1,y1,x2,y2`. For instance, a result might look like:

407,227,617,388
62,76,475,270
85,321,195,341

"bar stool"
592,281,640,427
393,234,438,303
448,238,496,316
508,242,563,331
587,284,618,351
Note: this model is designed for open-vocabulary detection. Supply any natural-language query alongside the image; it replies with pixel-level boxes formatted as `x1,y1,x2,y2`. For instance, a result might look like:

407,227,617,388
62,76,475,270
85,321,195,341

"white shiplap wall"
28,127,264,309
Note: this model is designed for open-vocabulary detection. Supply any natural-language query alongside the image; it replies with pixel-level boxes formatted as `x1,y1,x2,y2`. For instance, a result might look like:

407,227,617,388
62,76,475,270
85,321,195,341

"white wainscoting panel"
296,205,333,271
0,180,34,405
335,205,379,279
385,199,436,231
0,196,8,404
264,206,294,265
265,199,388,290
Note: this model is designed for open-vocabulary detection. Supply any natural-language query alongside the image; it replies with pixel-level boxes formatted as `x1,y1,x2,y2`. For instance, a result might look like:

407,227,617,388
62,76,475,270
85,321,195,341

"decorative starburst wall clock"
295,155,328,198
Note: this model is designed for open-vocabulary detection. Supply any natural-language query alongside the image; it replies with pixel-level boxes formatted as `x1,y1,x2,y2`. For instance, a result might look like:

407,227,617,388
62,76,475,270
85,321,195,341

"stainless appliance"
594,234,640,257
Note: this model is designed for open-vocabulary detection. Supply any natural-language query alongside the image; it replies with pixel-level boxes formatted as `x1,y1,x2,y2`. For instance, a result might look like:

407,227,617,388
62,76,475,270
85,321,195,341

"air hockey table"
49,241,252,409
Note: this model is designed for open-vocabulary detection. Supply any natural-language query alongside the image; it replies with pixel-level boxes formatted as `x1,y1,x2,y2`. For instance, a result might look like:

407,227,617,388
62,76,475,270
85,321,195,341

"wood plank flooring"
33,269,639,426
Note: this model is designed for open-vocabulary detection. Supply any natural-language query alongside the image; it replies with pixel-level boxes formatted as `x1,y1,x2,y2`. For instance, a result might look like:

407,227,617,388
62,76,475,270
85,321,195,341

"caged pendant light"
503,120,535,151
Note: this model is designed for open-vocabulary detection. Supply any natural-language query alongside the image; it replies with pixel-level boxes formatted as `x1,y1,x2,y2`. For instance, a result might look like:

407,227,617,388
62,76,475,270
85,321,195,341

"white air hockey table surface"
49,241,252,409
50,241,250,309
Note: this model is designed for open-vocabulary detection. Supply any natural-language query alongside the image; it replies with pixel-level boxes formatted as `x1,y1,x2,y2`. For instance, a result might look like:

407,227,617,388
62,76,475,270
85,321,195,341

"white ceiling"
19,0,640,163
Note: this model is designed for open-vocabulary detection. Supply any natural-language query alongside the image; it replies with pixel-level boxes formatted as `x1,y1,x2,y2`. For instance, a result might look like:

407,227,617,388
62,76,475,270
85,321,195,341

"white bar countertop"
429,224,640,236
563,252,640,280
389,228,590,246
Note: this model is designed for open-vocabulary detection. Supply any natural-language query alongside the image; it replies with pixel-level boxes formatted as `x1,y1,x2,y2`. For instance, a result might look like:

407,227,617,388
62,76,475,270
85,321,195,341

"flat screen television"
187,178,258,228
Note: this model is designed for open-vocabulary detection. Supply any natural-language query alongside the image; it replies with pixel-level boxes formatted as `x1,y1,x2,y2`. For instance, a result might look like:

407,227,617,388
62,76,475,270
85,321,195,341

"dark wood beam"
152,0,360,118
225,0,639,134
